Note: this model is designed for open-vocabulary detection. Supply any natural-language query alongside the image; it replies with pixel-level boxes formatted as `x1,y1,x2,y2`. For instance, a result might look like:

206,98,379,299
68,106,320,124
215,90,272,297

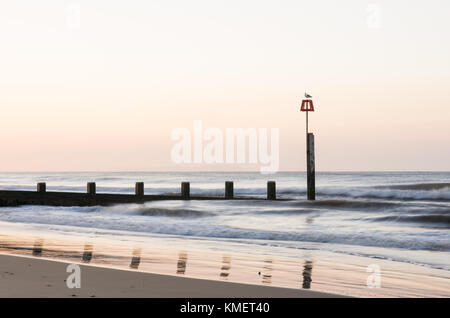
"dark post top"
225,181,234,199
307,133,315,200
87,182,96,195
135,182,144,196
181,182,190,199
37,183,46,193
267,181,276,200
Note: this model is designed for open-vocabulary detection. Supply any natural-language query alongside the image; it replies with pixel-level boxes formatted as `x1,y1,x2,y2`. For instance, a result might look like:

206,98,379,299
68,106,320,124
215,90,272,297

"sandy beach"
0,253,341,298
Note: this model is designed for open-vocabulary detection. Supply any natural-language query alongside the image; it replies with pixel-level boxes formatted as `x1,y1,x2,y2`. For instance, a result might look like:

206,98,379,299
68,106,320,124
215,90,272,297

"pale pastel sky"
0,0,449,172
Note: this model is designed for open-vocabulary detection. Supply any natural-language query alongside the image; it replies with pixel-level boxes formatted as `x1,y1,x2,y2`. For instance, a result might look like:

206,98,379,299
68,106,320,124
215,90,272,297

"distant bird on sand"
305,93,312,98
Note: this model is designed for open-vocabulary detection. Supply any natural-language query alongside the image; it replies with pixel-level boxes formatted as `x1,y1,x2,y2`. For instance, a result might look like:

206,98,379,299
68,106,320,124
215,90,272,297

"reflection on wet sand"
130,248,141,269
302,260,313,289
219,255,231,279
305,215,317,225
1,233,448,297
176,252,188,275
32,238,44,256
261,258,273,284
82,243,93,263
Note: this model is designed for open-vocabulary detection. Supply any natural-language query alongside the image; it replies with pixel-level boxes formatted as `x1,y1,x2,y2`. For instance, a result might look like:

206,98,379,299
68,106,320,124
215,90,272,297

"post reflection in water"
261,258,273,284
82,243,93,263
32,238,44,256
130,248,141,269
219,255,231,279
176,252,188,275
302,260,314,289
305,215,316,225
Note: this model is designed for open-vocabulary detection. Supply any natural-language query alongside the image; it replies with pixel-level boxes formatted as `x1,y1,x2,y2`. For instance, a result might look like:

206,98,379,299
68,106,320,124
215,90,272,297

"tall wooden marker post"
300,97,315,200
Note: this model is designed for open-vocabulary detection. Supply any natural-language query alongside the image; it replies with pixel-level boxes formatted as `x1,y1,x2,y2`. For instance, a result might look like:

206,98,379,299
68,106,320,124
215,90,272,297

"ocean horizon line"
0,170,449,174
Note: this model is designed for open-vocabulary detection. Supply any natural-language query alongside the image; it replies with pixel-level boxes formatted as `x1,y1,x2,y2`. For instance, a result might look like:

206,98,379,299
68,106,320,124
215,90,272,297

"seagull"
304,92,312,98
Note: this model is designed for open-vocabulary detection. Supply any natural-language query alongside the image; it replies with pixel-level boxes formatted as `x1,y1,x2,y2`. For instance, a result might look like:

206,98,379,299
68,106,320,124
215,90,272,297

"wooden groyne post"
87,182,96,195
181,182,190,199
267,181,276,200
37,182,46,193
135,182,144,196
300,95,316,200
225,181,234,199
307,133,315,200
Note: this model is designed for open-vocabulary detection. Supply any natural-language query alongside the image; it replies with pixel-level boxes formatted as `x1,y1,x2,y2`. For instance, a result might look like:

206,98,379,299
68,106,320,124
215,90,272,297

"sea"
0,171,449,296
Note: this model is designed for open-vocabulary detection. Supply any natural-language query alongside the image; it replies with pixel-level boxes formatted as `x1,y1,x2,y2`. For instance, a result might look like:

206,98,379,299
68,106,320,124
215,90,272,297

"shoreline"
0,253,342,298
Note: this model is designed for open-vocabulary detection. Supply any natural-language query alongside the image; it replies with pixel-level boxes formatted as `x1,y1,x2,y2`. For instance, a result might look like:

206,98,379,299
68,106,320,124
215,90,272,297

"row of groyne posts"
13,97,316,203
35,181,279,200
31,97,316,202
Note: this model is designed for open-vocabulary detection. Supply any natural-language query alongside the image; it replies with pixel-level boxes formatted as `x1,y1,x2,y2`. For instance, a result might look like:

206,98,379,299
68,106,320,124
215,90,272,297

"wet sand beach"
0,232,449,298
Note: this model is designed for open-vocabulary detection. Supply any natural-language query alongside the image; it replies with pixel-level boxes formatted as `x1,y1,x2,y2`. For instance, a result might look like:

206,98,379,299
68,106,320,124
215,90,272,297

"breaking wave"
317,187,450,201
376,183,450,191
369,213,450,228
291,199,400,210
103,204,212,218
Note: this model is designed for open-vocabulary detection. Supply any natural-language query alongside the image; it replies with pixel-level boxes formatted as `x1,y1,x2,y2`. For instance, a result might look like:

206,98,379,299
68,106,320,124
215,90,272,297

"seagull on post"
304,93,312,98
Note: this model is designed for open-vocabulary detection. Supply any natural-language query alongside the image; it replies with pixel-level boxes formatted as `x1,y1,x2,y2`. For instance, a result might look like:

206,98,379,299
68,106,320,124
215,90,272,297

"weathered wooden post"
87,182,96,195
181,182,190,199
300,94,316,200
82,243,93,263
135,182,144,196
225,181,234,199
267,181,276,200
307,133,315,200
37,182,46,193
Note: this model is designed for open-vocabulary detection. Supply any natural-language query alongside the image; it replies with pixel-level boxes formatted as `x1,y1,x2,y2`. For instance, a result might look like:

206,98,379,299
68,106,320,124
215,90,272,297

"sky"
0,0,449,172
